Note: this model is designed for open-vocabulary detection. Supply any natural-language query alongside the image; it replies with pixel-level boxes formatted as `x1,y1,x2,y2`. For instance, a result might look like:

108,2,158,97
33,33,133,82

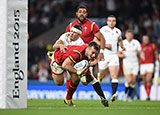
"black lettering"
13,89,19,98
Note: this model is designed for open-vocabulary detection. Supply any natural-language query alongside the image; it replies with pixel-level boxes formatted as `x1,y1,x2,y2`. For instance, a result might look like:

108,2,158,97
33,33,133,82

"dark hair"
88,42,100,51
73,24,83,32
77,5,88,12
108,15,116,18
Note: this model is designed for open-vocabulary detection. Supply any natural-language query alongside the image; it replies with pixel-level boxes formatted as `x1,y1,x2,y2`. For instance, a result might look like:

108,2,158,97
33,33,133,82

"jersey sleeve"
92,23,100,34
118,30,122,39
65,23,71,32
69,50,82,63
136,40,142,51
152,44,156,51
58,33,66,42
100,27,105,35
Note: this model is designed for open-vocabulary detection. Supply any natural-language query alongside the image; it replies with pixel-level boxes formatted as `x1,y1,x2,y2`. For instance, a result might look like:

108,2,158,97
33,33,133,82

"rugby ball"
74,60,89,71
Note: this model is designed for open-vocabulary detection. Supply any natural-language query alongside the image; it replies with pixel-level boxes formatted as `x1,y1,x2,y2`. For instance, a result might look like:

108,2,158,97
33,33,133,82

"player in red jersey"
66,5,107,60
49,42,108,107
140,35,160,100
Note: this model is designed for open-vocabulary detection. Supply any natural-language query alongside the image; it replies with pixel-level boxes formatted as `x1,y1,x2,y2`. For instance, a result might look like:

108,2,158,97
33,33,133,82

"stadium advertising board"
28,81,160,100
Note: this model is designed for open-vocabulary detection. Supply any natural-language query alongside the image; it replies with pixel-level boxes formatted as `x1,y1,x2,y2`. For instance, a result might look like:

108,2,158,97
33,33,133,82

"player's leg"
49,56,65,85
97,69,107,82
141,64,154,100
128,64,139,101
97,59,108,82
145,72,153,100
123,63,132,101
109,65,119,102
124,75,132,101
128,75,137,102
52,74,64,86
86,72,109,107
64,73,80,106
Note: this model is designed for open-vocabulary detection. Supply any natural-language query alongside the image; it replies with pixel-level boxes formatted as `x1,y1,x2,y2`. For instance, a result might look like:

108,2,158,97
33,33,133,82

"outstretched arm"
52,40,67,53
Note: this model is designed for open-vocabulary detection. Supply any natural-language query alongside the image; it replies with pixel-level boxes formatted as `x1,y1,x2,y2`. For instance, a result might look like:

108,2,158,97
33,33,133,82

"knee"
99,72,105,78
81,81,88,86
111,75,118,79
72,79,80,84
55,81,64,86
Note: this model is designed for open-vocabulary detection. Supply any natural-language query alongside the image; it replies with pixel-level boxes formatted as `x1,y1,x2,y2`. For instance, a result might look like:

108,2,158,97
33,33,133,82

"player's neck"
127,39,132,42
77,18,87,24
108,26,114,30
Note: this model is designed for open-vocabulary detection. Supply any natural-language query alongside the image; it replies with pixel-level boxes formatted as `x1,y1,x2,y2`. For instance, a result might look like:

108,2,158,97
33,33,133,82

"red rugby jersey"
140,43,156,64
66,19,100,44
54,44,88,66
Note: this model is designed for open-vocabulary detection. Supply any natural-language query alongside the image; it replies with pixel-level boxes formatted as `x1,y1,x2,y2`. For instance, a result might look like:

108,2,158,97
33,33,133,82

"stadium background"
28,0,160,100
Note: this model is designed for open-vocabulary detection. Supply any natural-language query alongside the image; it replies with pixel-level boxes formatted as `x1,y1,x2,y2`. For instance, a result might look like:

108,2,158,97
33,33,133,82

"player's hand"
60,44,67,53
118,51,126,58
76,66,89,76
105,44,112,50
98,53,104,61
121,47,126,51
89,59,98,66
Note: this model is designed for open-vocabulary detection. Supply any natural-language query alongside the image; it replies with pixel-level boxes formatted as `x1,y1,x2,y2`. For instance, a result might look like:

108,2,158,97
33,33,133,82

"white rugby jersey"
59,32,84,45
119,39,141,63
100,26,121,55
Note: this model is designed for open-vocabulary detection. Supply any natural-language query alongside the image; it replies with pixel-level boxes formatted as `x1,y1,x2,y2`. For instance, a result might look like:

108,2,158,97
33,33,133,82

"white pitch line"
27,107,160,110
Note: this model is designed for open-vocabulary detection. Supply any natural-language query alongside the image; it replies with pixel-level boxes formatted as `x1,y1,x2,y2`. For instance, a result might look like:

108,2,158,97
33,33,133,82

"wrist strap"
100,49,104,53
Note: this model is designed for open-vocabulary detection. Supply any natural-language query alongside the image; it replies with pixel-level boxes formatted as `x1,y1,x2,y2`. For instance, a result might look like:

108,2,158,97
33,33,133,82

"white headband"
70,27,82,35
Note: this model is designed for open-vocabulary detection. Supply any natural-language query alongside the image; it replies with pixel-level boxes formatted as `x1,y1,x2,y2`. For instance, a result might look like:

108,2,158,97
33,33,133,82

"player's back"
54,44,88,65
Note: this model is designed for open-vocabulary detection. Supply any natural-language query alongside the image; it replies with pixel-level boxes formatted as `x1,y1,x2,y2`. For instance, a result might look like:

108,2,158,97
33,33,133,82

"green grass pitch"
0,99,160,115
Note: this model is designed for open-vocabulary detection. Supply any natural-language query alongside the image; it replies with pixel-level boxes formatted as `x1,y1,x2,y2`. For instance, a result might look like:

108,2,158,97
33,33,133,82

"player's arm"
136,41,145,61
118,50,125,58
94,31,105,60
62,58,87,75
62,57,77,74
118,37,125,51
93,37,112,50
138,50,145,61
52,39,67,53
94,31,105,50
153,44,160,63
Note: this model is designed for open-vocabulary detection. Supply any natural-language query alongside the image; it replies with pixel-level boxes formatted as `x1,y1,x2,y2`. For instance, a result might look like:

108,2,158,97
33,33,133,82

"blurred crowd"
28,0,160,82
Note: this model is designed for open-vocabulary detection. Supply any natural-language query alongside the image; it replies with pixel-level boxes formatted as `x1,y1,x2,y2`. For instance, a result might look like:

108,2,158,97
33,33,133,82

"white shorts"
140,63,154,75
98,55,119,70
123,63,139,75
50,52,64,75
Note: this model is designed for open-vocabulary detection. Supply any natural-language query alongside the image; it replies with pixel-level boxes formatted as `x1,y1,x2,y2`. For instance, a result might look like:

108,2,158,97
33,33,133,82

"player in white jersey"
118,30,145,101
52,26,84,52
52,24,84,80
97,15,125,102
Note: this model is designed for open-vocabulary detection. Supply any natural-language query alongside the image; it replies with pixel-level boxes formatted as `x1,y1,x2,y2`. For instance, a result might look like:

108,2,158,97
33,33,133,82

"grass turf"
0,99,160,115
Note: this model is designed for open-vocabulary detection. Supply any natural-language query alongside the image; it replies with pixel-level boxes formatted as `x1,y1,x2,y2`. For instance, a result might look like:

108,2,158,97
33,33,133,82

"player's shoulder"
68,21,78,27
114,27,121,33
123,39,127,43
65,32,70,38
86,19,93,23
151,43,156,49
132,39,139,43
100,25,108,31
